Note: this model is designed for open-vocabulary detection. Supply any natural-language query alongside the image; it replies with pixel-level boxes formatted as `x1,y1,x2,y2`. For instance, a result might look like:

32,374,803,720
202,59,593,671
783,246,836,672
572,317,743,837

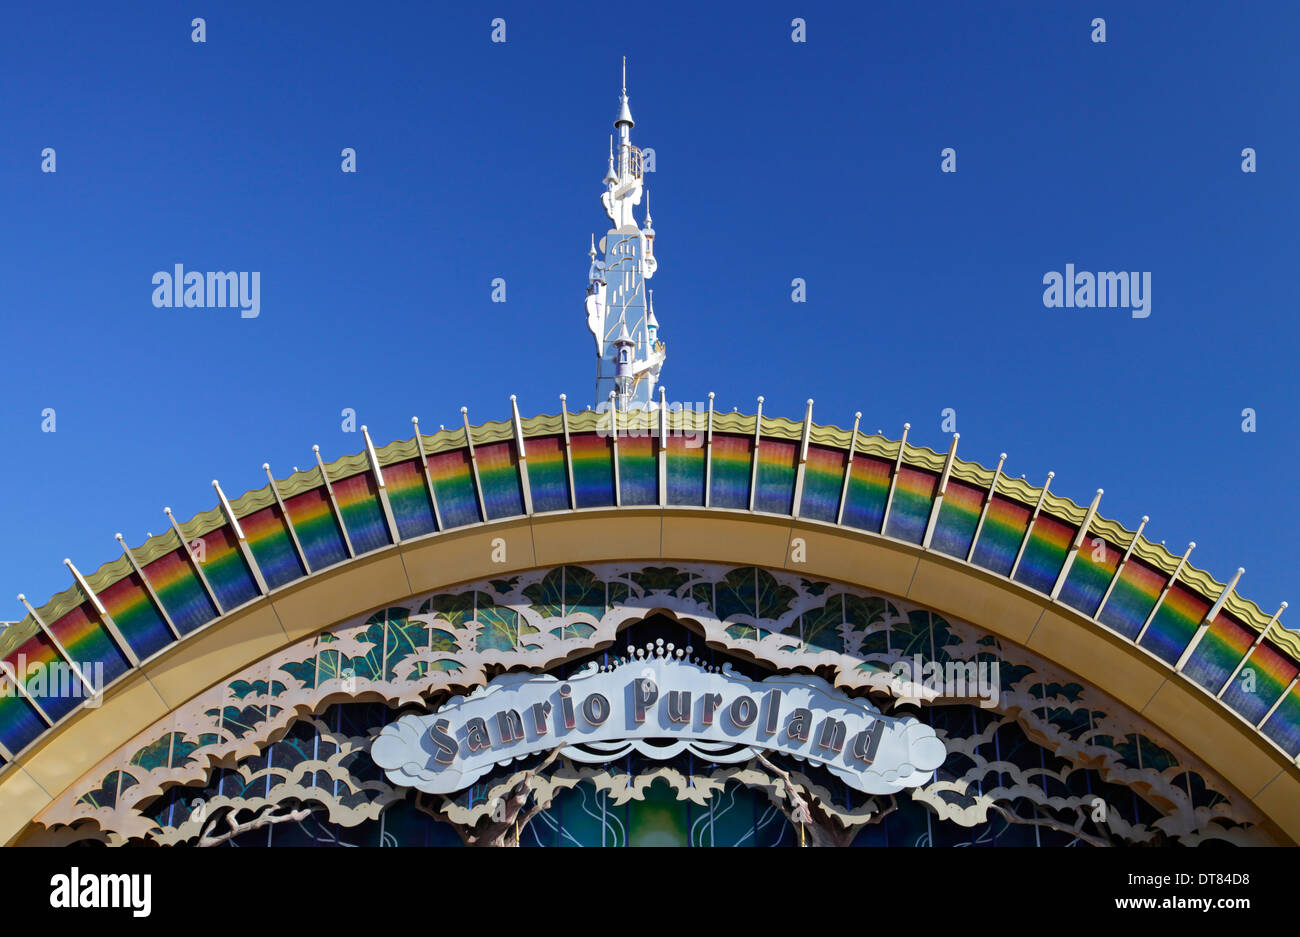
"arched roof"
0,400,1296,843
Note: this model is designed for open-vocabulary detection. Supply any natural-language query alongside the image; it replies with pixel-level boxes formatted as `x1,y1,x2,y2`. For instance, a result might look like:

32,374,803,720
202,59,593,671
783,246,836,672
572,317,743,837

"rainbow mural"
929,481,984,559
1012,515,1075,594
2,629,77,722
382,459,437,539
840,457,891,532
0,685,45,757
240,505,307,590
1182,613,1256,694
332,472,393,555
523,436,570,513
569,434,616,508
970,497,1030,576
883,468,937,544
425,449,481,528
1222,641,1297,726
194,526,261,611
1097,559,1167,640
1058,536,1121,617
617,435,657,506
665,435,706,506
283,487,349,571
1138,584,1209,665
49,603,129,687
98,571,174,661
143,549,219,635
798,446,845,522
708,434,752,509
1261,683,1300,756
475,442,526,519
754,439,797,515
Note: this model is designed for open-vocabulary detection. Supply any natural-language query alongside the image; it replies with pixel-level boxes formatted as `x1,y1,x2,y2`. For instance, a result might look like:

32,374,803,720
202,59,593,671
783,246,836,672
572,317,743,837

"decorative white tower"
585,59,664,411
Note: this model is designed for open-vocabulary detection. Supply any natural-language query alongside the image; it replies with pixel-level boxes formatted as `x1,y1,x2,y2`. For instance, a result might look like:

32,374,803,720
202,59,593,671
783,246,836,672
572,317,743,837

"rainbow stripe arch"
1,398,1297,841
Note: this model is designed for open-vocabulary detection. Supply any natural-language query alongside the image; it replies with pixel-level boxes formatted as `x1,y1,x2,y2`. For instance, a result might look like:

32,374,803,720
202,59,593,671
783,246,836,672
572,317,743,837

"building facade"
0,76,1296,848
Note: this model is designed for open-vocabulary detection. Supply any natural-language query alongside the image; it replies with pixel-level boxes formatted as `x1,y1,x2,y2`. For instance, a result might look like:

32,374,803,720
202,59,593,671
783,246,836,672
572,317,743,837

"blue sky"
0,1,1295,622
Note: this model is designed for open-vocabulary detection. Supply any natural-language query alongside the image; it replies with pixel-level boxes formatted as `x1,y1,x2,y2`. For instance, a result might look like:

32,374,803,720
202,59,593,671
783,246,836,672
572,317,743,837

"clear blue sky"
1,1,1295,622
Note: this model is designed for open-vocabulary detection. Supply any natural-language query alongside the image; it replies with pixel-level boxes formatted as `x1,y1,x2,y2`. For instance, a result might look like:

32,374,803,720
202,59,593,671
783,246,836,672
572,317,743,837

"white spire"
615,96,634,128
615,56,634,128
603,136,617,185
588,59,663,411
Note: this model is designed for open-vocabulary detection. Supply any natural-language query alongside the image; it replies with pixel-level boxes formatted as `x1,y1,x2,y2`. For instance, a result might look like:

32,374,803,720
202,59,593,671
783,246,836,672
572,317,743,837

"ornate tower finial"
585,61,664,411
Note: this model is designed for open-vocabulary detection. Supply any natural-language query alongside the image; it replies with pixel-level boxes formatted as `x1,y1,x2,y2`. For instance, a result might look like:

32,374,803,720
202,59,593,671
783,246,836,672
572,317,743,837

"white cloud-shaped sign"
371,659,946,795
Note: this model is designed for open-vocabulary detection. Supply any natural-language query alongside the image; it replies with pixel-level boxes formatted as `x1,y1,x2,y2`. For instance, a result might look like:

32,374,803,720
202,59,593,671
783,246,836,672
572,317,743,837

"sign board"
372,658,946,795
